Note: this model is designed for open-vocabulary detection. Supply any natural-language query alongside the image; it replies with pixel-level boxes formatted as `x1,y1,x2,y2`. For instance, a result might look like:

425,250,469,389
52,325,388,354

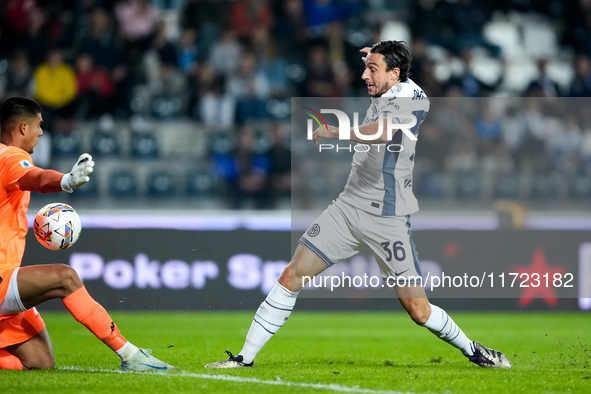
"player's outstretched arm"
18,168,65,193
18,153,95,194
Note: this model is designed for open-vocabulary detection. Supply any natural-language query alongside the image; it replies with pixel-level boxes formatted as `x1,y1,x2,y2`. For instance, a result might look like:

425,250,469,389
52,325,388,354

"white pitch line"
58,366,417,394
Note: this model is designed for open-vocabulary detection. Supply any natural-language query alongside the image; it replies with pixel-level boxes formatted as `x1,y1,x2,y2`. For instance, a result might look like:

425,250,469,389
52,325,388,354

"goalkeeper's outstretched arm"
18,153,95,193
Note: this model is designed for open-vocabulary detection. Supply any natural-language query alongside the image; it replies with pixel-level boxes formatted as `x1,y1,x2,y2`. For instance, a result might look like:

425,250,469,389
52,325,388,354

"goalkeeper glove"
61,153,95,193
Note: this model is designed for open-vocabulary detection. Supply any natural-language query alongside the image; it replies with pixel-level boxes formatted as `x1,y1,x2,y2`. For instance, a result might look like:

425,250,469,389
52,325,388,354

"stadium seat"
522,17,558,58
151,95,183,119
207,132,237,155
186,169,218,197
471,54,503,86
266,99,291,120
109,171,138,198
380,21,411,45
569,174,591,199
131,132,159,159
455,173,481,199
92,131,121,157
503,59,537,94
147,171,176,197
483,19,521,58
52,133,81,156
494,174,521,199
530,173,558,199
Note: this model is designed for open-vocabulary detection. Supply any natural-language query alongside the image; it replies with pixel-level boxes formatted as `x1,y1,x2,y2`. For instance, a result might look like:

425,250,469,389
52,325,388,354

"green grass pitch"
2,311,590,393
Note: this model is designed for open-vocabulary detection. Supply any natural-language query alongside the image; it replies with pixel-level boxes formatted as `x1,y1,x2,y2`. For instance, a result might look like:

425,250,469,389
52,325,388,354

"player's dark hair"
0,97,42,136
370,40,411,82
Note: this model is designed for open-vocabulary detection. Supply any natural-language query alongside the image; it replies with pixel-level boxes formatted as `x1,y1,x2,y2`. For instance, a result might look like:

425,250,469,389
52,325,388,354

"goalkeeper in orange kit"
0,96,176,371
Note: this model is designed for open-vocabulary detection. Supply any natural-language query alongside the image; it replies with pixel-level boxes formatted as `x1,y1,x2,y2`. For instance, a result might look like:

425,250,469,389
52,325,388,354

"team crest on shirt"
19,160,32,168
307,224,321,237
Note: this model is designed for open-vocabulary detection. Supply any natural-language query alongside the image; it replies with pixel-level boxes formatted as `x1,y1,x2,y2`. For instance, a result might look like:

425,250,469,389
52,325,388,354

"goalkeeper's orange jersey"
0,143,37,271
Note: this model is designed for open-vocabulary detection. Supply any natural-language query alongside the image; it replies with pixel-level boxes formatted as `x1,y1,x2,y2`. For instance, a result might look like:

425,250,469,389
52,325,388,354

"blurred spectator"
229,0,274,44
114,0,160,66
191,63,235,129
527,59,560,97
40,1,77,50
512,99,548,169
410,38,428,84
450,0,500,57
76,7,132,116
274,0,309,61
74,52,115,119
430,87,475,137
454,50,503,97
474,103,503,155
178,27,199,77
0,0,33,57
410,38,443,97
301,42,335,96
331,64,355,96
214,125,271,209
502,105,524,152
303,0,360,36
252,27,290,98
226,51,270,123
569,55,591,97
17,6,51,67
77,8,126,71
409,0,454,51
181,0,229,60
325,21,366,93
151,20,178,67
33,47,78,132
209,29,243,77
142,21,187,118
553,115,583,173
561,0,591,55
0,50,34,101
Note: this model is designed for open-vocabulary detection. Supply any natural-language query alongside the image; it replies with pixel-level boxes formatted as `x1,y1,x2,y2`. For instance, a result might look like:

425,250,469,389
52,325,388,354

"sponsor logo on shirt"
19,160,32,168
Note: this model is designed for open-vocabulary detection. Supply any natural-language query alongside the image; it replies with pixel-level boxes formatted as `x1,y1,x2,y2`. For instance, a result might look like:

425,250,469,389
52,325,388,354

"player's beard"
371,81,391,97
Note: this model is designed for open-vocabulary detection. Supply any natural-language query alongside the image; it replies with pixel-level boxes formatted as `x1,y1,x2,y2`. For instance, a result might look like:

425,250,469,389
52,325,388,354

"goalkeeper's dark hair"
0,97,42,136
369,40,412,82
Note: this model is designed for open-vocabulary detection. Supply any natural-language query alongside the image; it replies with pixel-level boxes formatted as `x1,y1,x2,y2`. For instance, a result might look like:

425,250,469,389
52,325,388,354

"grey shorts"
299,199,423,286
0,267,27,315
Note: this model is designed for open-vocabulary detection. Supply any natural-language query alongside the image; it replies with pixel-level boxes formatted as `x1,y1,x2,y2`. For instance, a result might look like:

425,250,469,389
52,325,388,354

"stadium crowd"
1,0,590,209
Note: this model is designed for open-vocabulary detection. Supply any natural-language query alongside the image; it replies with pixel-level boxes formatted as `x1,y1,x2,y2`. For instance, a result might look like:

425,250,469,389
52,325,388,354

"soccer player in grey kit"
206,41,512,369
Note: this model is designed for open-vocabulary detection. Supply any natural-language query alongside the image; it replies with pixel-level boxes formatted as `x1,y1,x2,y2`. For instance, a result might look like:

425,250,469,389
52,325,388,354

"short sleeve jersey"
338,79,430,216
0,144,36,270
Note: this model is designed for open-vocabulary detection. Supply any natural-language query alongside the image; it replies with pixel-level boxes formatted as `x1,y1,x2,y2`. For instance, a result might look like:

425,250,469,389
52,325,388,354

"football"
33,203,82,251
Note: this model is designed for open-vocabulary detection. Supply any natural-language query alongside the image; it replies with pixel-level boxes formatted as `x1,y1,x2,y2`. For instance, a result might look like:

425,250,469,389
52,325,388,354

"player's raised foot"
467,341,512,368
121,348,178,372
205,350,254,368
